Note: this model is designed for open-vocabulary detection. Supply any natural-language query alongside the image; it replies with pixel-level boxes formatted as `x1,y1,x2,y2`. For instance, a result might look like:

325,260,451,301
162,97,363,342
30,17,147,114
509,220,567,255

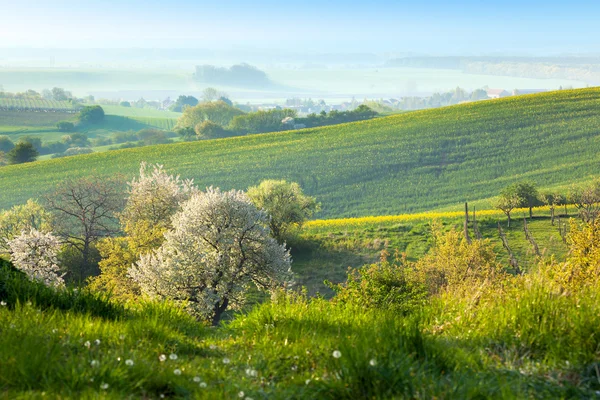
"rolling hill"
1,88,600,217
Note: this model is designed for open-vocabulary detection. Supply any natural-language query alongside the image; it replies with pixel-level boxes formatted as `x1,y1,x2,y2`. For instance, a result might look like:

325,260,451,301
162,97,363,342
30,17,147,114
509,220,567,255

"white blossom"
332,350,342,359
121,162,196,229
129,187,292,322
7,229,64,287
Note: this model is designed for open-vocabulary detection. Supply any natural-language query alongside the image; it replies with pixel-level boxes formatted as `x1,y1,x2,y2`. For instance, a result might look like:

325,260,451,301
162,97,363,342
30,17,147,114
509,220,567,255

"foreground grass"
1,259,599,399
2,88,600,216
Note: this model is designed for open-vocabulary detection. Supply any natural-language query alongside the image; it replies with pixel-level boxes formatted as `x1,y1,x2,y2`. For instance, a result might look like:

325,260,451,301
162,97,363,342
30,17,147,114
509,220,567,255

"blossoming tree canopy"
129,187,292,324
7,228,64,287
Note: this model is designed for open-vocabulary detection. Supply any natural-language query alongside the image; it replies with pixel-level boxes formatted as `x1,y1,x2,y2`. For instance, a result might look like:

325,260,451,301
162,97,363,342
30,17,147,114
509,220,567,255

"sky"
1,0,600,54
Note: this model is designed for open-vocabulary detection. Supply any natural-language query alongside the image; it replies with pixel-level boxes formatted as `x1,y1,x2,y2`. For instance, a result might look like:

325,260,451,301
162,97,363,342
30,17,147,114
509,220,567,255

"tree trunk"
507,212,511,228
529,206,533,219
550,207,555,226
211,297,229,326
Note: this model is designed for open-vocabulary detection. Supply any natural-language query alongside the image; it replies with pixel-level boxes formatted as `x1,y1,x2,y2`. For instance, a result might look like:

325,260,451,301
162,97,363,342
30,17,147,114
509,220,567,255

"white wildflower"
222,357,230,364
199,382,207,388
90,360,99,367
100,382,109,390
159,354,167,362
332,350,342,359
169,353,178,360
173,369,182,375
125,359,134,366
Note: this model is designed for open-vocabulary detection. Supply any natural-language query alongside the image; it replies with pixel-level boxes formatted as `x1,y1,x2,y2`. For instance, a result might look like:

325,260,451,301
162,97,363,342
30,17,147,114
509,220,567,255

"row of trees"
1,164,319,323
494,180,600,227
174,101,379,140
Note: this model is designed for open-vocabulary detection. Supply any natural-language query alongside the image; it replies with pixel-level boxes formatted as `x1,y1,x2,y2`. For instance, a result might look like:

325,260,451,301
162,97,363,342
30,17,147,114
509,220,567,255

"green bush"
328,251,426,314
56,121,75,132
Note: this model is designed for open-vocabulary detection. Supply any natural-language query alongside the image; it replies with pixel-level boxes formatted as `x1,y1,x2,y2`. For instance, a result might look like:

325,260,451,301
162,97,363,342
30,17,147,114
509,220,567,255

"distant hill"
1,88,600,217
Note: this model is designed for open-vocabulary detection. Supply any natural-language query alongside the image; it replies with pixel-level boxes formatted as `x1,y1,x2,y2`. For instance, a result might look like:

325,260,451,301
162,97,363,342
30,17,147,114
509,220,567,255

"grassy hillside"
0,106,179,145
293,206,573,295
2,254,599,399
1,88,600,216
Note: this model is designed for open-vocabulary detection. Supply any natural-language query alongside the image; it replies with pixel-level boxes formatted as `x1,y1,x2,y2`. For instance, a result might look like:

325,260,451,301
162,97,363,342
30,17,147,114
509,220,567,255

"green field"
0,105,180,146
1,88,600,217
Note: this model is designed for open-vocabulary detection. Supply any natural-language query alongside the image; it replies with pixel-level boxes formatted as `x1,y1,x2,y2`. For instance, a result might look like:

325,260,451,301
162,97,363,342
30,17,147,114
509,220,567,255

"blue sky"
1,0,599,54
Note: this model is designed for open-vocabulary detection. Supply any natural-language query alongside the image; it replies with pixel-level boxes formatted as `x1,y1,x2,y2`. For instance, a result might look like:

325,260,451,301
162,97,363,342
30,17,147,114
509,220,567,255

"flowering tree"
7,229,64,287
129,187,292,324
0,199,53,252
120,162,196,231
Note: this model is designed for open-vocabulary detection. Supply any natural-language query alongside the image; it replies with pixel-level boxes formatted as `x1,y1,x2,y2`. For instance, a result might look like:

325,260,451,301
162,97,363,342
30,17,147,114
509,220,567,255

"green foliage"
177,100,244,128
3,89,600,216
328,251,426,314
229,108,296,134
169,95,198,112
119,101,131,107
247,179,319,241
0,135,15,153
6,141,38,164
194,120,228,140
56,121,75,132
0,259,122,319
78,105,105,124
0,199,53,251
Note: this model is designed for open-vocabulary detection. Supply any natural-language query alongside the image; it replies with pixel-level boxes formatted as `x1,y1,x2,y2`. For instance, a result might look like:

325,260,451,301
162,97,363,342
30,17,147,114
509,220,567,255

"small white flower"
90,360,99,367
238,391,245,398
369,359,377,366
193,376,201,383
100,382,109,390
291,365,298,371
169,353,178,360
125,359,134,366
245,397,254,400
117,357,121,362
159,354,167,362
89,378,94,382
84,341,91,348
173,369,182,375
199,382,207,388
209,344,216,350
119,334,125,340
222,357,230,364
0,301,6,306
332,350,342,359
94,339,101,346
52,329,58,333
305,379,311,385
245,368,257,377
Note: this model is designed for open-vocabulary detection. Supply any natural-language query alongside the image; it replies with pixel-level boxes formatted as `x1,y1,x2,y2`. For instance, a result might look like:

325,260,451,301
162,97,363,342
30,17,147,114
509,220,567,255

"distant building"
486,89,510,99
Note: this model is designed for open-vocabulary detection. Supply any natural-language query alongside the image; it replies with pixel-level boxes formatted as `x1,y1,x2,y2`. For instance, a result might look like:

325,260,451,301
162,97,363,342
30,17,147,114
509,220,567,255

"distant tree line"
194,63,271,88
174,100,379,141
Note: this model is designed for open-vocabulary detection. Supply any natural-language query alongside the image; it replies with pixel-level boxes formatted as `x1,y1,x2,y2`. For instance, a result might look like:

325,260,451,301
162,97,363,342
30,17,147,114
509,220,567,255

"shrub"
56,121,75,132
414,223,503,295
329,251,426,314
194,120,228,139
78,105,105,124
7,142,38,164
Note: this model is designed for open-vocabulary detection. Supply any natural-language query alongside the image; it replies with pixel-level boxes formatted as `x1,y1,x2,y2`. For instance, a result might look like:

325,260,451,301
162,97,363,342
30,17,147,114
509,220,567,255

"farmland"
0,97,77,111
1,88,600,217
0,105,180,146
